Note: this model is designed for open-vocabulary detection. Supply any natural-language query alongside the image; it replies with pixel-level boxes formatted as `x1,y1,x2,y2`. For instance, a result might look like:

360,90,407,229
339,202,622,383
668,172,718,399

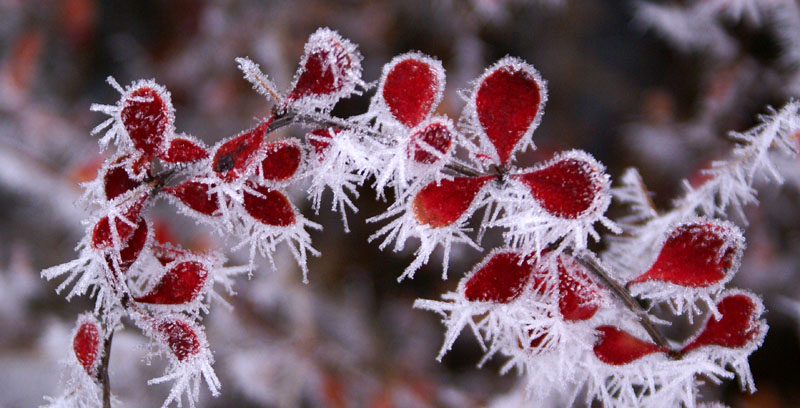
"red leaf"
243,184,296,227
108,218,148,273
103,164,140,201
407,121,453,164
474,59,545,165
261,140,302,181
121,85,172,157
163,179,220,217
380,54,443,127
159,137,209,163
212,121,269,182
411,176,493,227
91,196,146,249
594,326,667,365
681,293,762,353
287,29,360,104
556,257,600,321
628,221,741,287
73,316,101,376
151,244,191,266
308,128,341,160
135,261,208,305
157,318,200,361
512,155,603,219
463,251,535,303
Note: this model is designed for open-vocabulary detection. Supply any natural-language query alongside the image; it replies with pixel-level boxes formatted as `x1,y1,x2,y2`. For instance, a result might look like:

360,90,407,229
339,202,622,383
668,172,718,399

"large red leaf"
135,261,208,305
212,121,269,183
594,326,667,365
261,140,302,181
163,180,220,217
411,176,493,228
380,54,443,127
463,251,534,303
243,184,296,227
121,85,172,157
681,293,762,353
512,155,602,219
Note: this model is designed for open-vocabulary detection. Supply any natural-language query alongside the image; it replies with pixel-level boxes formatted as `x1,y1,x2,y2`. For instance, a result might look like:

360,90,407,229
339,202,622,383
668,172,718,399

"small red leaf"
287,28,361,104
159,137,209,163
463,251,534,303
628,221,741,287
163,179,220,217
73,316,102,376
261,140,302,181
557,257,600,321
91,196,146,249
151,244,191,266
512,155,603,219
212,121,269,182
594,326,667,365
135,261,208,305
474,58,545,165
157,318,200,361
681,293,762,353
243,184,296,227
412,176,493,227
407,121,453,164
108,218,148,273
380,54,443,127
121,85,172,157
103,164,140,201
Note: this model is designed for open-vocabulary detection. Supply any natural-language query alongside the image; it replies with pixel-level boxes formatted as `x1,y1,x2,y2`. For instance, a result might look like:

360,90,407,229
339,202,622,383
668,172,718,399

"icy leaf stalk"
40,27,799,407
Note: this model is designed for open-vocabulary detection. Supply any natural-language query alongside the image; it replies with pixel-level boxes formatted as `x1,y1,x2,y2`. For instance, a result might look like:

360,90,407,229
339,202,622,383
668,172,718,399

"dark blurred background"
1,0,799,406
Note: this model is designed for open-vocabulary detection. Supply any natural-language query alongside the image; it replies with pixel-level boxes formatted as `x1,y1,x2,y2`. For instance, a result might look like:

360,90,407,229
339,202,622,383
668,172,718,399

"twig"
99,329,114,408
575,252,673,354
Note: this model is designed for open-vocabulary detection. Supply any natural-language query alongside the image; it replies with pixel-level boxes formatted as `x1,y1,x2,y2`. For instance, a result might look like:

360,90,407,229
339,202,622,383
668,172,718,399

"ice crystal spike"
121,83,173,158
462,251,534,303
682,292,764,353
73,314,102,377
378,53,445,128
103,161,141,200
556,257,600,321
593,326,668,365
135,261,208,305
260,139,302,181
629,220,743,287
90,196,146,250
407,120,454,164
512,155,604,219
212,120,269,183
286,28,363,111
163,179,221,217
308,128,338,158
470,57,546,165
157,318,201,361
159,136,209,164
411,176,494,227
243,184,296,227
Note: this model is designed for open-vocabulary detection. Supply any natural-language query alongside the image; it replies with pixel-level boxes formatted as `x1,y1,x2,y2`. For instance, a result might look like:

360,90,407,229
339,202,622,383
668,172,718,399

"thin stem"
99,329,114,408
575,252,673,353
266,110,487,177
